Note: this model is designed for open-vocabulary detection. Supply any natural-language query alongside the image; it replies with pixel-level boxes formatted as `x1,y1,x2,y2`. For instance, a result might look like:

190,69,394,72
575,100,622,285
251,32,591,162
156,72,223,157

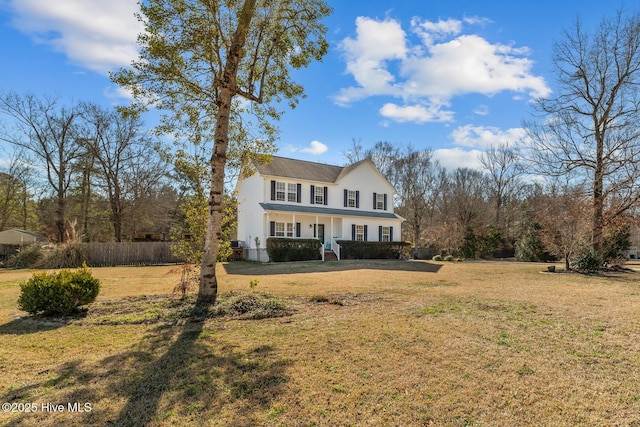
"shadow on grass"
0,310,88,335
1,302,290,426
224,259,442,276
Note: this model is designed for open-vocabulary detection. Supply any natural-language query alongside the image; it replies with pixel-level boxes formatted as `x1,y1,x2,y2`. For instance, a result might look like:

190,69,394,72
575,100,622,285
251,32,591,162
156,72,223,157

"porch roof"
259,203,403,220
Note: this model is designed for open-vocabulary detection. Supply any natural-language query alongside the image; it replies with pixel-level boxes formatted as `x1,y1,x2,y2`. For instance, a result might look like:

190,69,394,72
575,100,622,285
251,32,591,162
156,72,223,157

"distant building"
0,228,49,258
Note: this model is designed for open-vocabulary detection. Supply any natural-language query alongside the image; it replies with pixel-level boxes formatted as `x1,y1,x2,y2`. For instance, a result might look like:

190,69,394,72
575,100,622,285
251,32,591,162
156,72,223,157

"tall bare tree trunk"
592,127,605,256
198,0,257,304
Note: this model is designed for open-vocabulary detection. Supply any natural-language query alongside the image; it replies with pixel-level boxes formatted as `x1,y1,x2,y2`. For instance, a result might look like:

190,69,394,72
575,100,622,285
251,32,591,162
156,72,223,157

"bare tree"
0,93,81,242
443,168,488,232
537,186,591,271
80,104,165,242
526,11,640,256
480,144,522,234
0,151,33,230
393,147,442,248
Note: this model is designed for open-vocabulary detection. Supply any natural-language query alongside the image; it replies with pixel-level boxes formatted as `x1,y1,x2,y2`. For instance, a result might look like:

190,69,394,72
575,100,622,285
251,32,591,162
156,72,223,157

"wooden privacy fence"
85,242,182,266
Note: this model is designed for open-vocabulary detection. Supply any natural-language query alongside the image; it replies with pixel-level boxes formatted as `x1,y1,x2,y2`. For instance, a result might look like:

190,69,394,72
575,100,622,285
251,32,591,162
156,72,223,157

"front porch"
265,212,343,261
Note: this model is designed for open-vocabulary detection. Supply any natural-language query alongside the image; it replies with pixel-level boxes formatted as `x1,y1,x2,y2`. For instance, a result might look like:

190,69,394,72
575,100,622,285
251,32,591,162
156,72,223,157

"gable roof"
255,156,344,182
255,156,384,185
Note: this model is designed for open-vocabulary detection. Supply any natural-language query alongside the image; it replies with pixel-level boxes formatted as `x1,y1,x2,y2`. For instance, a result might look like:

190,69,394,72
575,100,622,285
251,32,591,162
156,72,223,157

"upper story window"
348,190,356,207
310,185,328,205
315,186,324,204
271,181,301,203
343,189,360,208
287,183,297,202
373,192,387,210
275,182,286,201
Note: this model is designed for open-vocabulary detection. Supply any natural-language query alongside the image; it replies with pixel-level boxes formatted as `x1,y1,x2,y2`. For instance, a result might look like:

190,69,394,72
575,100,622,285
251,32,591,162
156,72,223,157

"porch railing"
330,237,341,261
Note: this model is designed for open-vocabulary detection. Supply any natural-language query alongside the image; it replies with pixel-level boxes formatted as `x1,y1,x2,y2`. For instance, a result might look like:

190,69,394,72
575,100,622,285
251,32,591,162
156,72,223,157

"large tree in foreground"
525,11,640,257
112,0,331,302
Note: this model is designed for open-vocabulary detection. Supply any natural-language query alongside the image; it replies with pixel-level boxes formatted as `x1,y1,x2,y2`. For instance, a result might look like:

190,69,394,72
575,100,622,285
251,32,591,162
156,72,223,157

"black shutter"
324,186,328,205
344,189,348,207
351,224,356,240
310,185,315,204
270,180,276,201
390,226,394,242
373,192,377,209
270,221,275,236
297,183,302,203
296,222,301,238
364,225,368,241
379,226,383,241
356,191,360,208
384,194,388,211
313,224,317,238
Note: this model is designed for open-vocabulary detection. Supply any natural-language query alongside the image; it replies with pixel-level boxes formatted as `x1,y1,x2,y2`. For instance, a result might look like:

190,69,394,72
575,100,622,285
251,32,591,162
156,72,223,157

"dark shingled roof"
255,156,365,183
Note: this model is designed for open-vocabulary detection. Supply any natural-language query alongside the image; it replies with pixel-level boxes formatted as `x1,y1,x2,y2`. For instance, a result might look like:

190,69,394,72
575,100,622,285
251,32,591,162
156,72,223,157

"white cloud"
335,16,407,105
473,104,490,116
432,124,527,171
103,85,134,100
411,17,462,46
433,147,484,171
336,15,551,124
7,0,142,74
301,140,328,155
379,102,454,123
450,125,526,149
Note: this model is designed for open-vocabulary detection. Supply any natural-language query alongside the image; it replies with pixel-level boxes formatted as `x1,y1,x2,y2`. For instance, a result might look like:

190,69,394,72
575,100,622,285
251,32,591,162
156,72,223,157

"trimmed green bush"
571,250,602,273
337,241,411,260
18,264,101,316
266,238,322,262
432,254,443,261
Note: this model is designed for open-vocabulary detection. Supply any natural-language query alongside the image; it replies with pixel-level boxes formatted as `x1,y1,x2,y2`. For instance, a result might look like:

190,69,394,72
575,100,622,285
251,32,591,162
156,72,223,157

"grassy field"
1,260,640,426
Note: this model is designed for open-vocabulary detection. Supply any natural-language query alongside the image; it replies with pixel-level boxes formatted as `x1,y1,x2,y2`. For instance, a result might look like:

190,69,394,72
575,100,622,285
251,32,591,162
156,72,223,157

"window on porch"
270,221,300,238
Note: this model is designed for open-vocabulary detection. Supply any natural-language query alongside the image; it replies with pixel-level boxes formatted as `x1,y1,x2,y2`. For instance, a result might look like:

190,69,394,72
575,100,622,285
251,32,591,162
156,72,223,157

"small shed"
0,229,48,246
0,229,48,258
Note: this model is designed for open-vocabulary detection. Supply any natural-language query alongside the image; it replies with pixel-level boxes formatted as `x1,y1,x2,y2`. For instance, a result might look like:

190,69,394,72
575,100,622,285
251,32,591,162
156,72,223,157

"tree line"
346,138,637,267
0,93,186,244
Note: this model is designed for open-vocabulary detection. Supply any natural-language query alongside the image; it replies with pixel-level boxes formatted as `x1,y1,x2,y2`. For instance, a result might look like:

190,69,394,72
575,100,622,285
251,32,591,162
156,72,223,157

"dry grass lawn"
1,260,640,426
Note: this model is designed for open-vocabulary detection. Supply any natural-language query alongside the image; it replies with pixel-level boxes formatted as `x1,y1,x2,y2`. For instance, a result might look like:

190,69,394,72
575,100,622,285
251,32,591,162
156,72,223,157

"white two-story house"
236,156,404,261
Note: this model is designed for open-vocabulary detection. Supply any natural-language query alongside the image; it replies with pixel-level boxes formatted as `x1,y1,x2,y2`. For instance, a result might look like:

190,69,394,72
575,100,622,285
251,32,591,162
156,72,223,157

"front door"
315,224,325,244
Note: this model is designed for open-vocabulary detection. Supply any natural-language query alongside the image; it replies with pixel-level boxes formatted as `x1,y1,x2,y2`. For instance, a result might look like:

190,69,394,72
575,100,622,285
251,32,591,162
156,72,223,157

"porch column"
265,212,270,244
330,217,334,244
292,214,296,237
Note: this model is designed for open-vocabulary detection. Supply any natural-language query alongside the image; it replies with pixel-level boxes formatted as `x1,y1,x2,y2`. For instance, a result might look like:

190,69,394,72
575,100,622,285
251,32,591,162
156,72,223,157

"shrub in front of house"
266,238,322,262
337,241,410,260
18,264,101,316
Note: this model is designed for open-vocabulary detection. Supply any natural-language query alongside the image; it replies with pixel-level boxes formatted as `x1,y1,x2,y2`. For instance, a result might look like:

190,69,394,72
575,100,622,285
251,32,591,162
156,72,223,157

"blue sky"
0,0,627,171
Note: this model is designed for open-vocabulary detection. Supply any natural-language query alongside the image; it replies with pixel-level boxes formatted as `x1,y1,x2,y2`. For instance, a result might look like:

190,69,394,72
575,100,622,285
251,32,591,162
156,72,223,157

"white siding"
236,173,266,249
236,158,405,261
